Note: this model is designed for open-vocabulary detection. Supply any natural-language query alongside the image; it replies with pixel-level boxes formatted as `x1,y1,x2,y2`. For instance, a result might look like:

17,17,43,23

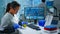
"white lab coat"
1,12,14,29
0,12,19,34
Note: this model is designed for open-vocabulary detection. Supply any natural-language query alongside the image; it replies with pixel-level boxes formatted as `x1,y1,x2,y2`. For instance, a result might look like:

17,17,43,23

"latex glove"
13,23,20,29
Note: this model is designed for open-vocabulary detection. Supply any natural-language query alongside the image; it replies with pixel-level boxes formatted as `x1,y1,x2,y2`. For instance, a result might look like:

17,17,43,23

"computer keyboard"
27,24,41,30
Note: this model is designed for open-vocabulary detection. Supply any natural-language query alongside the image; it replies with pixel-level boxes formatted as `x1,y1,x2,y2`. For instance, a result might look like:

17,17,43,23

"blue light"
46,1,54,8
24,7,45,19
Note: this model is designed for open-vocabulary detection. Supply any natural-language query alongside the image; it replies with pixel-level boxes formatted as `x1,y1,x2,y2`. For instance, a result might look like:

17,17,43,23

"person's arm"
0,16,10,31
1,16,15,32
1,17,9,28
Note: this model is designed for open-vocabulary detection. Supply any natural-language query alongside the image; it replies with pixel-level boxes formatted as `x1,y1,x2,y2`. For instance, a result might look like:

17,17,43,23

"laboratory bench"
18,26,44,34
17,23,59,34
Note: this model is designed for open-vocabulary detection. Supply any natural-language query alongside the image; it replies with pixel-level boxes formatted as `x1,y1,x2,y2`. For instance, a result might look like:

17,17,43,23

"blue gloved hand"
22,21,28,25
13,23,20,29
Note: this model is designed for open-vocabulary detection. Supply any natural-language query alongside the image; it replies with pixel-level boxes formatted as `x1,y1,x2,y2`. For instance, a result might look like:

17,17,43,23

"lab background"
0,0,60,34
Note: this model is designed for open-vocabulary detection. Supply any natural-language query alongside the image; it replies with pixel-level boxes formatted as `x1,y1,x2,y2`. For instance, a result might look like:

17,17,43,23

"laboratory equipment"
53,6,58,16
45,0,54,26
38,20,45,27
45,14,53,26
49,8,54,13
46,0,54,8
51,20,58,25
24,7,45,24
43,25,58,34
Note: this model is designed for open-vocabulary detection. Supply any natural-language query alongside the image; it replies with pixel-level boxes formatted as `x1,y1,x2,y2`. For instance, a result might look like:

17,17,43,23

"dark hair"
10,1,20,9
6,1,20,13
6,3,11,13
42,0,45,3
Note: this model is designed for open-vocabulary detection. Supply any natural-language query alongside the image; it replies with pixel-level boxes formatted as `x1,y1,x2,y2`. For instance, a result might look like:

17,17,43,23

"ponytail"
6,3,11,13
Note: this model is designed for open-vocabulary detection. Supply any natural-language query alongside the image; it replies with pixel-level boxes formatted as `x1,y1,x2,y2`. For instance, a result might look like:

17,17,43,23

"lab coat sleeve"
1,17,10,28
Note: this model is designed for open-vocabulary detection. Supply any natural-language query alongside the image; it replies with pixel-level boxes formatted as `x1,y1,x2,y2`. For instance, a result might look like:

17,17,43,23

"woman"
0,1,20,34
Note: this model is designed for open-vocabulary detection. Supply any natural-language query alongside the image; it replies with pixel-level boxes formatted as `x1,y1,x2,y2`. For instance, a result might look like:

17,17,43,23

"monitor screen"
24,7,45,20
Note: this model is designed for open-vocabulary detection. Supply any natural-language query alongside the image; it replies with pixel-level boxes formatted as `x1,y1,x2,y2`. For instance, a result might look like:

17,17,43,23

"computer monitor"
24,7,45,24
24,7,45,19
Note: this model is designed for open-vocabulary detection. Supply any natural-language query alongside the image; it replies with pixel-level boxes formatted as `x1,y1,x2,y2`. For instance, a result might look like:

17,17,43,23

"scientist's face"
10,6,20,15
14,6,20,14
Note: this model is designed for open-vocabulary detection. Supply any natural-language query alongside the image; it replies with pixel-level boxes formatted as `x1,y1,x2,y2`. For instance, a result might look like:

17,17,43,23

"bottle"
46,0,54,8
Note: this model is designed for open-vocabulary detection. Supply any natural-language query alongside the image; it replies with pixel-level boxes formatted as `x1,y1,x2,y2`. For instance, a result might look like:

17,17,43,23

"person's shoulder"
2,13,11,20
